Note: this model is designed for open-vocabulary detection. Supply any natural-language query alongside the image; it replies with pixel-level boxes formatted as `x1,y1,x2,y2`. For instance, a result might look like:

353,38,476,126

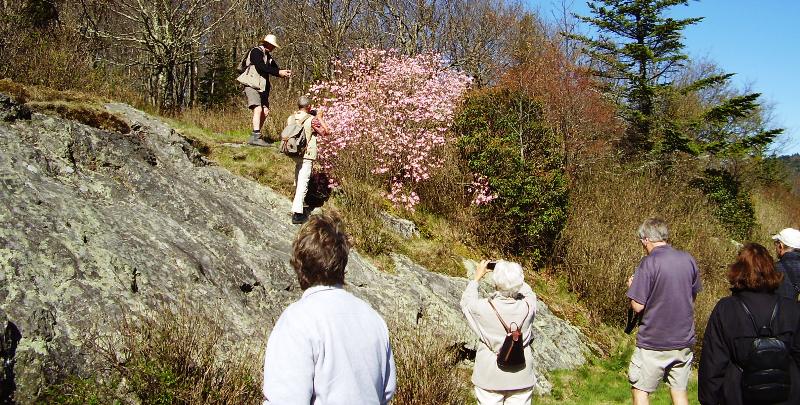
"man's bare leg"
252,106,263,132
669,389,689,405
248,106,269,146
632,388,650,405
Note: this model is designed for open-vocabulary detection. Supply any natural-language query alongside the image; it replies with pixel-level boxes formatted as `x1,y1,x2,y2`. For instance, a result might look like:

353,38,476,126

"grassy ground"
166,118,298,197
539,341,700,405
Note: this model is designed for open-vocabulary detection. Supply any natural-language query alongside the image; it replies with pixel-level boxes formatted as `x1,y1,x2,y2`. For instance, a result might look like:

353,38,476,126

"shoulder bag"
236,48,267,91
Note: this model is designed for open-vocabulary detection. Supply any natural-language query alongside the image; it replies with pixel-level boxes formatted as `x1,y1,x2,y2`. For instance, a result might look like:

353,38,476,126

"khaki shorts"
244,87,269,109
628,346,693,392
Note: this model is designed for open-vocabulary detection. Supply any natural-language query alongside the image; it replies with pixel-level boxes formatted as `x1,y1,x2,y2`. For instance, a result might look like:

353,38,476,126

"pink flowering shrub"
469,175,498,206
309,48,474,210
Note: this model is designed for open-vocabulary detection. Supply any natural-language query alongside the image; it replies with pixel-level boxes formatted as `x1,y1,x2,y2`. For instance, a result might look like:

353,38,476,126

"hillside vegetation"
2,0,800,403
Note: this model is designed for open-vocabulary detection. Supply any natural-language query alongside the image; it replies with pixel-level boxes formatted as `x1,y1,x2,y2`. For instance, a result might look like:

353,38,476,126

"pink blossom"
468,175,497,206
309,48,473,209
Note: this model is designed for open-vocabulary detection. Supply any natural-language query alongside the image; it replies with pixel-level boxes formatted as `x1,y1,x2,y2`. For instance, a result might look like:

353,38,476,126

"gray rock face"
0,95,592,402
380,212,420,239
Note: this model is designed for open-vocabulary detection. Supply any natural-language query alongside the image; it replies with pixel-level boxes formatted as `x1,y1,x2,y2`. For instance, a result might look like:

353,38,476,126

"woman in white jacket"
460,260,538,405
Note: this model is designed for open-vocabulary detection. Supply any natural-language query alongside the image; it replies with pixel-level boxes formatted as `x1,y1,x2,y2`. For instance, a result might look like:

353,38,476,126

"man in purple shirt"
626,218,702,405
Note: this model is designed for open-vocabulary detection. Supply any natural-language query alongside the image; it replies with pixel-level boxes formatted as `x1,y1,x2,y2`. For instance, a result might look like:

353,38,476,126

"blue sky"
531,0,800,156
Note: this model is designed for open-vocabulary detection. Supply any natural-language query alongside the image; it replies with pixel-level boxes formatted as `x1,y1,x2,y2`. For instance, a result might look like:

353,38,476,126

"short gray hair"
492,261,524,297
298,96,311,109
638,218,669,242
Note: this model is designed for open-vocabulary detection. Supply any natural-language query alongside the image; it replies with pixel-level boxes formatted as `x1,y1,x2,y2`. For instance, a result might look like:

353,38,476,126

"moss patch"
0,80,128,133
0,79,30,103
27,101,130,133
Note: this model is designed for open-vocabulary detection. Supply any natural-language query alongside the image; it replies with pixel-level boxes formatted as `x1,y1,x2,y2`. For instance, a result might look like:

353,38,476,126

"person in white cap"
243,34,291,146
773,227,800,300
460,260,537,404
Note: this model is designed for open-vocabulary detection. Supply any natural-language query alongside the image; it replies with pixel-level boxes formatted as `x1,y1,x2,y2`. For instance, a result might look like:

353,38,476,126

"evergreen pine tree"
198,48,239,108
571,0,702,153
574,0,781,160
574,1,783,240
662,68,783,159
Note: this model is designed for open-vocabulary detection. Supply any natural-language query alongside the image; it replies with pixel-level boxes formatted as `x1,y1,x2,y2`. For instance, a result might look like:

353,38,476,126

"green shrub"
691,168,756,241
454,88,568,265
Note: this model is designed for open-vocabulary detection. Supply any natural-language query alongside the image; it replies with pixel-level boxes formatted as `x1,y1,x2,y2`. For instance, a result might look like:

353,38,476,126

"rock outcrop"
0,94,593,402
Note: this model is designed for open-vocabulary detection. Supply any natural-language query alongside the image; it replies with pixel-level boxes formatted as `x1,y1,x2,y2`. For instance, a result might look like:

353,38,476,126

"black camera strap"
624,307,641,334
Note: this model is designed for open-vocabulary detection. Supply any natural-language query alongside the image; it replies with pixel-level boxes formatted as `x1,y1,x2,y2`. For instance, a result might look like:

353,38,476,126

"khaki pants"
474,386,533,405
628,346,693,393
244,86,269,109
292,158,312,214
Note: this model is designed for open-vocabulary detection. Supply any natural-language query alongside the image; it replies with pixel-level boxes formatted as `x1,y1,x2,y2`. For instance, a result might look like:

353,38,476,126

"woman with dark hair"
262,213,396,404
699,243,800,405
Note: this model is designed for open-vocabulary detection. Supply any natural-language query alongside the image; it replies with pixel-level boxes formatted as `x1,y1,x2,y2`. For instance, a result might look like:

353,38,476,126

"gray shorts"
244,87,269,109
628,346,693,392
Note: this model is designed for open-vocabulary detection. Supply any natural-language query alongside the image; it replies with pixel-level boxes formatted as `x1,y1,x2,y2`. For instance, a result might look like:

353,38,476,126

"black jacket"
698,290,800,405
776,251,800,300
249,46,281,95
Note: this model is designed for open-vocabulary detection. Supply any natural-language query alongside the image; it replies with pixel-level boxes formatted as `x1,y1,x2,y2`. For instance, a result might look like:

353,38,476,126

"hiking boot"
291,213,308,225
247,133,270,147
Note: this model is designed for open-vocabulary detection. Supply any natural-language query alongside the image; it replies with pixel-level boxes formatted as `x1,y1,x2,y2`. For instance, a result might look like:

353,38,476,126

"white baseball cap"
262,34,280,48
772,228,800,249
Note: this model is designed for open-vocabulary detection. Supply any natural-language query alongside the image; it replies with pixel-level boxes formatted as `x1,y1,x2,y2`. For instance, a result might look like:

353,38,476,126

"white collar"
301,284,343,299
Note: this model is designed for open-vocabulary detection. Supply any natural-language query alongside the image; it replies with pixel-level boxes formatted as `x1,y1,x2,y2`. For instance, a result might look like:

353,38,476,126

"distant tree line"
0,0,542,112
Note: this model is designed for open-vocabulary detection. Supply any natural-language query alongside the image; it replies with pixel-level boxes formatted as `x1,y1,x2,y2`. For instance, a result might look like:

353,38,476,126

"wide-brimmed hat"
773,228,800,249
261,34,280,48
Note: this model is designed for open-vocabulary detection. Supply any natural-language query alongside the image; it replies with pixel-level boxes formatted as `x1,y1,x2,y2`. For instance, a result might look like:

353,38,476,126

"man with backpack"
774,228,800,302
282,96,330,224
238,34,291,147
626,218,702,405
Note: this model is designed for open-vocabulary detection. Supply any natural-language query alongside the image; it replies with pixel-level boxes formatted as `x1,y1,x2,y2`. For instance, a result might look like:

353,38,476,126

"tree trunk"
189,59,197,108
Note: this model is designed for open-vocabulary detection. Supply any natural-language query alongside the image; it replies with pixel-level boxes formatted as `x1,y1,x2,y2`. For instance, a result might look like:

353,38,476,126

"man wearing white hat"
242,34,291,146
773,227,800,301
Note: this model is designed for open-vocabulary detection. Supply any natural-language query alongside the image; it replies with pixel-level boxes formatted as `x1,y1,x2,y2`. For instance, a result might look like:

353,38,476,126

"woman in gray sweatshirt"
460,260,538,404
